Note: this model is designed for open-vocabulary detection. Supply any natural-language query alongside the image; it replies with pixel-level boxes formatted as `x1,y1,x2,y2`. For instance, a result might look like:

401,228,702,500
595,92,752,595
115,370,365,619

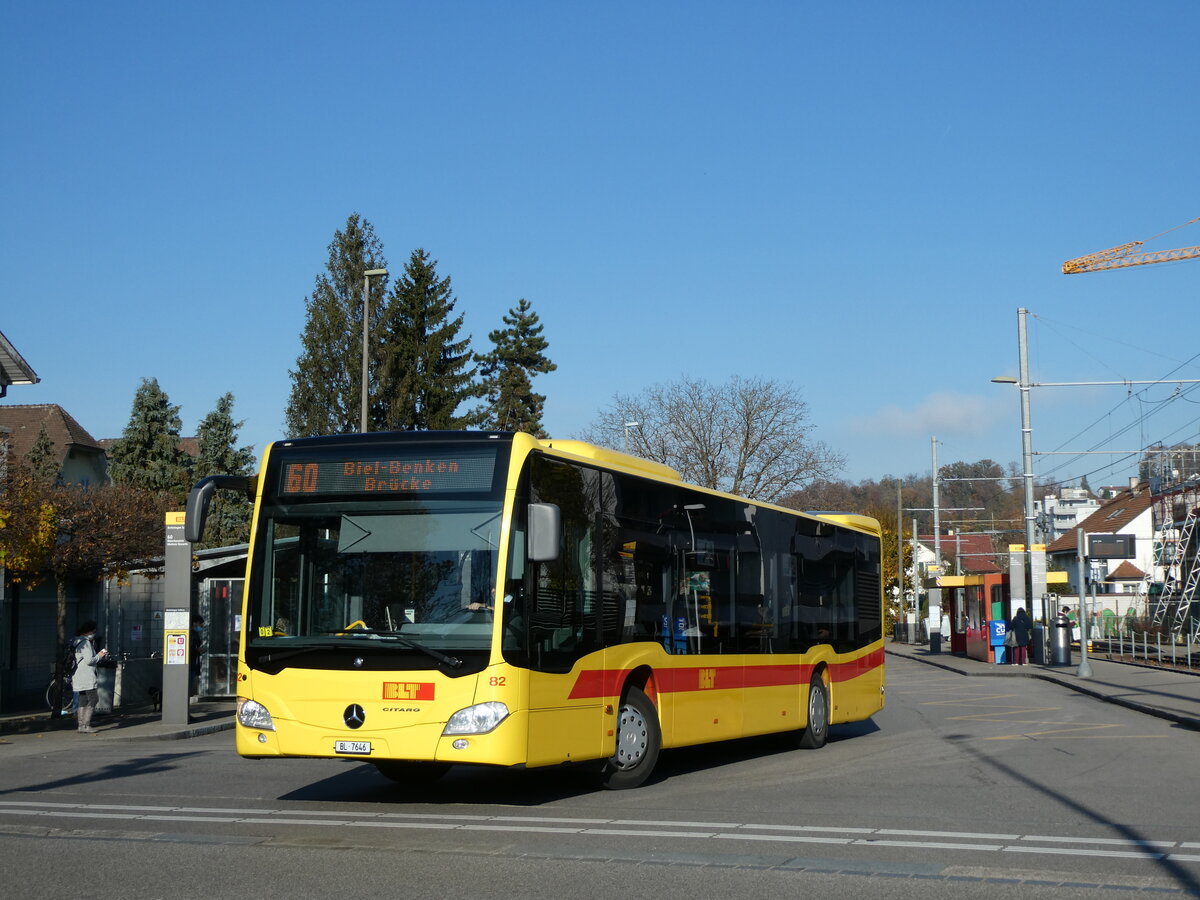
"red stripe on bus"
567,667,633,699
828,648,885,683
566,650,882,700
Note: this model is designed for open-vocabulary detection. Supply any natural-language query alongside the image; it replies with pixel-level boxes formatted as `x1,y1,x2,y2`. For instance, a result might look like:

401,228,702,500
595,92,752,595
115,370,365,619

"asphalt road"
2,655,1198,898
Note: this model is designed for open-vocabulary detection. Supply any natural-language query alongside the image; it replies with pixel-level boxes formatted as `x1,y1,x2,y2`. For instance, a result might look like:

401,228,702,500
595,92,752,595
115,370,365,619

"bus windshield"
248,499,504,655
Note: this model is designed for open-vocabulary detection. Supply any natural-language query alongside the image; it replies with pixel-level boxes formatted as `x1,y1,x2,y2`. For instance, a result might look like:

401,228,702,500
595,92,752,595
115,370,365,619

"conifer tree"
194,393,255,548
25,424,60,483
108,378,191,504
378,248,482,431
477,298,556,436
286,213,388,437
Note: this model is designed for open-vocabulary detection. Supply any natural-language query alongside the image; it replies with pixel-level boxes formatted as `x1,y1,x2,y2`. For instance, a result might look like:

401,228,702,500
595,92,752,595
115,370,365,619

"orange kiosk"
936,573,1006,662
935,572,1068,663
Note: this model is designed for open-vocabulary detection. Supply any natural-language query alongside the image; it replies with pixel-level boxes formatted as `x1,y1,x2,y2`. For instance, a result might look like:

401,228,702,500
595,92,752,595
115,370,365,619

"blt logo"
382,682,435,701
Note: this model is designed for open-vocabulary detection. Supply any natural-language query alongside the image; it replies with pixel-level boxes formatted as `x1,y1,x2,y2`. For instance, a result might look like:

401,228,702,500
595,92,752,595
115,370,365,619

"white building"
1037,487,1101,545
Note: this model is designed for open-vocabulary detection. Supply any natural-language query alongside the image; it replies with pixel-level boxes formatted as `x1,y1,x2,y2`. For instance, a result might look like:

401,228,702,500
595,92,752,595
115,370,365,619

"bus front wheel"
599,686,661,790
373,760,450,784
799,675,829,750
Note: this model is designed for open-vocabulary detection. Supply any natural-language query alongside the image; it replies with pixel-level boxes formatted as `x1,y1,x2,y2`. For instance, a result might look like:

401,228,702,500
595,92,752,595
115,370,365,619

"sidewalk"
0,699,235,751
887,639,1200,731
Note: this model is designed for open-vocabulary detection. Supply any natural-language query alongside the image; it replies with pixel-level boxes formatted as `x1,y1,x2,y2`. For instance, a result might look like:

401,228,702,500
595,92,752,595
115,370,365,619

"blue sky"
3,1,1198,490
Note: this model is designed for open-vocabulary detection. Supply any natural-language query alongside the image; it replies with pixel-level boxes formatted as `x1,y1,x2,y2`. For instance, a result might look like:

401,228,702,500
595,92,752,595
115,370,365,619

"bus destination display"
278,450,497,496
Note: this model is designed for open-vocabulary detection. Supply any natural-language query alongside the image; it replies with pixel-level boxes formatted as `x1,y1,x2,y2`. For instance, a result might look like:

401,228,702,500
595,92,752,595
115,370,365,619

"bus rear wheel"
373,760,451,784
799,674,829,750
599,686,660,790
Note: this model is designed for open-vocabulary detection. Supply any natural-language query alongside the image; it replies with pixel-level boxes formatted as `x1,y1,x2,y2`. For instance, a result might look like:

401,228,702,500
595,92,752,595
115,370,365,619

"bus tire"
799,674,829,750
599,686,660,790
373,760,450,784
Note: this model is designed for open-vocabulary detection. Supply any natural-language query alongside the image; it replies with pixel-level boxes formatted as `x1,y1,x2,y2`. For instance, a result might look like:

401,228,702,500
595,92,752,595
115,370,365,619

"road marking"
1005,846,1165,860
925,693,1038,706
1020,835,1176,847
856,839,1004,851
0,799,1194,870
945,707,1062,719
713,833,851,845
610,818,740,828
876,829,1021,840
746,824,875,834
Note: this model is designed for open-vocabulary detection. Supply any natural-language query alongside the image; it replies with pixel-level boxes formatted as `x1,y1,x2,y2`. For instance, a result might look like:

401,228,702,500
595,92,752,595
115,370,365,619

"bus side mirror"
527,503,561,562
185,475,256,543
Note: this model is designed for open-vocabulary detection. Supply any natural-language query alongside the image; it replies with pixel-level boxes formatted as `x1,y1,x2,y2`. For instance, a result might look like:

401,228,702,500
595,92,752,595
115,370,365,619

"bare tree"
585,375,844,502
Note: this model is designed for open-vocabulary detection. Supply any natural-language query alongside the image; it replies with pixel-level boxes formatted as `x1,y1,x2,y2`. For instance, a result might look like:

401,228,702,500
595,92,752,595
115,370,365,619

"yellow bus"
186,431,884,789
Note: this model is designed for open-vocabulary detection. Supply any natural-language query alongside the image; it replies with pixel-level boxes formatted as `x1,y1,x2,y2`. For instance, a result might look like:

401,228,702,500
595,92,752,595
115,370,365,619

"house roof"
1047,484,1153,553
0,404,104,465
918,532,1002,574
1107,561,1146,580
0,329,39,393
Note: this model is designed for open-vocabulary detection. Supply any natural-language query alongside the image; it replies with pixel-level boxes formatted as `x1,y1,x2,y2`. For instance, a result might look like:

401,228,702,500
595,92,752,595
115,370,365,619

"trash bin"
1050,613,1072,666
96,664,117,714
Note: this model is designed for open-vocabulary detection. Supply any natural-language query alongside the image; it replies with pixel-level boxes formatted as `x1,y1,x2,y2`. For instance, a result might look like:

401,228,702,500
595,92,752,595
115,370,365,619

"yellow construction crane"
1062,216,1200,274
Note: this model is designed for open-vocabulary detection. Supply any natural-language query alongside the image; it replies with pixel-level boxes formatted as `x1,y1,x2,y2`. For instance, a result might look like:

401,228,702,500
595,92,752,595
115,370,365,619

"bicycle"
45,675,75,714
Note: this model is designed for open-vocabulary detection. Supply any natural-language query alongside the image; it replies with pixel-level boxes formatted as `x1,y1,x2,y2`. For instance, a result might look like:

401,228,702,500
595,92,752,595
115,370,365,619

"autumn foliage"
0,461,172,712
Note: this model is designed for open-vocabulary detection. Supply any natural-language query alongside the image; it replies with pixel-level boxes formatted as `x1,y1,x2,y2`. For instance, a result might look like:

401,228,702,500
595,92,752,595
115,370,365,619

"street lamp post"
361,268,388,433
993,307,1038,623
1075,526,1093,678
623,421,640,453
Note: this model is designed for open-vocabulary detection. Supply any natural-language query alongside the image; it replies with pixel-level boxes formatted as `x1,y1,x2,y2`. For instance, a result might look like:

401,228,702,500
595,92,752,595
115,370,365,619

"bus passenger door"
524,455,607,767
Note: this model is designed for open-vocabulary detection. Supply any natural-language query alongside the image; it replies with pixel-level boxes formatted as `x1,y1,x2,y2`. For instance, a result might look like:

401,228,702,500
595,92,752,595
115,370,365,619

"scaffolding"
1150,478,1200,643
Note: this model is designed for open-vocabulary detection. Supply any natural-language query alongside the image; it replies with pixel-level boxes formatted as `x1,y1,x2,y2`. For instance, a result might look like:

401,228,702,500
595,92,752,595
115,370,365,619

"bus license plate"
334,740,372,755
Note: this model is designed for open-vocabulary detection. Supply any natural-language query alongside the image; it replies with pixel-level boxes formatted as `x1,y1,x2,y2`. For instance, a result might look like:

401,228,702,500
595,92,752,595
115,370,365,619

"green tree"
285,213,388,437
108,378,191,505
378,248,482,431
25,424,60,484
194,393,255,548
477,298,556,436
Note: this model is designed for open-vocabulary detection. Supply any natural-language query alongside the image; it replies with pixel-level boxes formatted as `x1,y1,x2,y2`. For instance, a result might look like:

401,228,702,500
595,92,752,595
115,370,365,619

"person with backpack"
73,621,109,734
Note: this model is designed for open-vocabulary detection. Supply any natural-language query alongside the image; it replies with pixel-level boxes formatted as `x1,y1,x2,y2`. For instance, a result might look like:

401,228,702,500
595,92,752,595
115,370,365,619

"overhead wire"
1025,315,1200,488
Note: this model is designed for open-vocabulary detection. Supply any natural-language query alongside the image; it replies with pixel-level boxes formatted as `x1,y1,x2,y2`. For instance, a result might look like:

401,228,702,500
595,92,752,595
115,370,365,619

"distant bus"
187,431,884,789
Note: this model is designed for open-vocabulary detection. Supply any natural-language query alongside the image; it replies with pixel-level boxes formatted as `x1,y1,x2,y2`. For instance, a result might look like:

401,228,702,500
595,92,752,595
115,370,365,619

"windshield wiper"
326,628,463,669
258,645,328,665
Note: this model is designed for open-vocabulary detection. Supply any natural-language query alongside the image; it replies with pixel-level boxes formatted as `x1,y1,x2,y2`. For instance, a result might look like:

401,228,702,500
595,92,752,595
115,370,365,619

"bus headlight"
237,697,275,731
443,701,509,735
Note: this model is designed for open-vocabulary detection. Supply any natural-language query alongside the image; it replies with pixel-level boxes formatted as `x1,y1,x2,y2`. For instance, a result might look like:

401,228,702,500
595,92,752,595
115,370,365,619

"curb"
99,719,236,742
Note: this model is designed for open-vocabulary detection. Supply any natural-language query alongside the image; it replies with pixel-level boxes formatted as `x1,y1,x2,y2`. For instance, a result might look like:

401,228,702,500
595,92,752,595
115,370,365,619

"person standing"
189,614,208,699
1008,607,1033,666
73,621,108,734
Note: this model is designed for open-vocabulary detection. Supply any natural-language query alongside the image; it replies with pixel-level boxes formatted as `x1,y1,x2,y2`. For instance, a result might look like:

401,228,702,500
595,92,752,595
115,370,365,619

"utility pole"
1076,527,1093,678
932,436,942,571
896,479,903,620
1017,308,1037,621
